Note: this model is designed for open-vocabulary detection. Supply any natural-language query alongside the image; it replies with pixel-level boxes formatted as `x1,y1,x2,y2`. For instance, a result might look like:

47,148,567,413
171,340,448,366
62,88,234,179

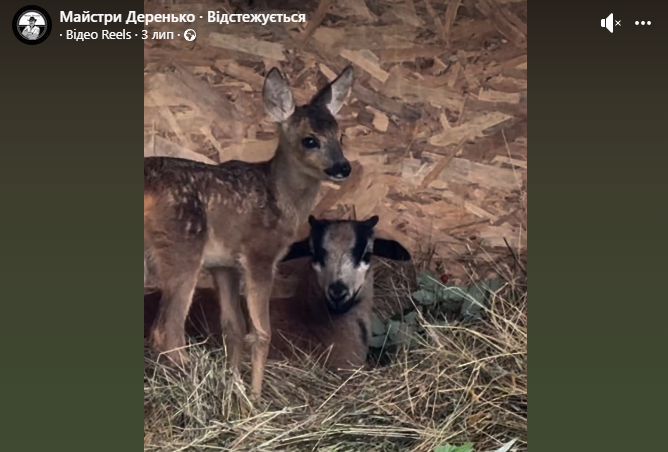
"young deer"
144,216,411,371
143,66,355,399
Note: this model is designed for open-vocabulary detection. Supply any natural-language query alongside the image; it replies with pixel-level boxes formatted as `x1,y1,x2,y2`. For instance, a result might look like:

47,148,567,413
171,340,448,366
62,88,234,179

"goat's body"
269,257,373,369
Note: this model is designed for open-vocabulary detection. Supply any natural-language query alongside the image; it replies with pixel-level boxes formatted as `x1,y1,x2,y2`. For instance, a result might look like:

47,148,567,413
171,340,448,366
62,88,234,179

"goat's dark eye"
301,137,320,149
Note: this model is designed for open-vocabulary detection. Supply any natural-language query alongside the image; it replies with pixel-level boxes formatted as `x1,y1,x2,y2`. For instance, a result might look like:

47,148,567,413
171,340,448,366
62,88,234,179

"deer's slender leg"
149,237,204,368
242,260,275,400
210,267,247,375
150,268,200,367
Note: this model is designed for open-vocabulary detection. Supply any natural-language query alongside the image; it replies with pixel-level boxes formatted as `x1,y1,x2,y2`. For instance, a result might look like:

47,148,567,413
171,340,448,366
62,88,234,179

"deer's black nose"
325,161,352,180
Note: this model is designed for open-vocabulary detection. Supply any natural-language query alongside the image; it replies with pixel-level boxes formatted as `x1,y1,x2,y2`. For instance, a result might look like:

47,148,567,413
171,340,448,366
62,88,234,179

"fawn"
143,66,355,399
144,215,411,371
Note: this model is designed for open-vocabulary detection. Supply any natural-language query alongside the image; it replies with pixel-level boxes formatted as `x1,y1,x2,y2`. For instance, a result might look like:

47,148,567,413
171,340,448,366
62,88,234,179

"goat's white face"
312,221,374,314
282,216,412,316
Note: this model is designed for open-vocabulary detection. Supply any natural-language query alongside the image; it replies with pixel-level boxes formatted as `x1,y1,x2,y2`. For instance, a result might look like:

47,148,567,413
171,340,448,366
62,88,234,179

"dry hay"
144,252,527,452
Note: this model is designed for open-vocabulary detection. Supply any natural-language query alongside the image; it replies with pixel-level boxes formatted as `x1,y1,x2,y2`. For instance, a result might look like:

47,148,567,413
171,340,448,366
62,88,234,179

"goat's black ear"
373,238,411,262
362,215,380,229
282,239,312,262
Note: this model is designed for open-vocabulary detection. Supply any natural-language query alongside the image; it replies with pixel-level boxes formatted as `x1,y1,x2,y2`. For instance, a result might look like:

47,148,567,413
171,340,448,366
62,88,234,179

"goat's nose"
328,282,349,303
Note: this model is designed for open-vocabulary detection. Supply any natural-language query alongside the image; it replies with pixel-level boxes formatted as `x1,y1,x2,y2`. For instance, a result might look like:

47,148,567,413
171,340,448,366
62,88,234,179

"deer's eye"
302,137,320,149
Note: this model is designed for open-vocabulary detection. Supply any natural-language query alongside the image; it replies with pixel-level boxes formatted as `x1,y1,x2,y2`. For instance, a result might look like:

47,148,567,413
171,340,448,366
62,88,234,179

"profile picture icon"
13,6,52,45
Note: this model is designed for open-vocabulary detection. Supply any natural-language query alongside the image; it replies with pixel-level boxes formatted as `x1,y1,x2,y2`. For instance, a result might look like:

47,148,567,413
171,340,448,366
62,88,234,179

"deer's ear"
282,239,311,262
311,65,354,116
263,68,295,122
373,238,411,262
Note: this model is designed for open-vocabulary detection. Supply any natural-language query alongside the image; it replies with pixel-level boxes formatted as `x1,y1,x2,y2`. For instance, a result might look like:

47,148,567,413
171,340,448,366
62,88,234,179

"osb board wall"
143,0,527,283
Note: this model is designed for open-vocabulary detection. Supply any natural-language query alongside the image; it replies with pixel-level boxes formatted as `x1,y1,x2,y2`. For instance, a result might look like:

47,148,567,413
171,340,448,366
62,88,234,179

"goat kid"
144,216,411,371
143,66,355,400
277,215,411,369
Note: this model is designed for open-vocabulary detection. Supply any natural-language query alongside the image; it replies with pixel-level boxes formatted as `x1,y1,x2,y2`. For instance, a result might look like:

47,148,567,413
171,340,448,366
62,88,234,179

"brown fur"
269,257,374,369
144,217,411,372
143,67,355,399
143,263,371,371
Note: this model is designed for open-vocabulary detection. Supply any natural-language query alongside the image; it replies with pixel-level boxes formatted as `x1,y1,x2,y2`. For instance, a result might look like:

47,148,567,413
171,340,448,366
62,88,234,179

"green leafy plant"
434,443,474,452
369,309,421,350
370,271,504,353
412,271,503,321
434,439,518,452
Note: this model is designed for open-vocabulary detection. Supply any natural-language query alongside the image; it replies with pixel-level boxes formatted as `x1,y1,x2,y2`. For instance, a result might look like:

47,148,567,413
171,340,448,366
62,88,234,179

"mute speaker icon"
601,13,614,33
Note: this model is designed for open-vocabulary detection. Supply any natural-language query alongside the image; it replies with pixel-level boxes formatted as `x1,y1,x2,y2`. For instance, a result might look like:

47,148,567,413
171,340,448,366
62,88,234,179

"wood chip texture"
143,0,528,282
